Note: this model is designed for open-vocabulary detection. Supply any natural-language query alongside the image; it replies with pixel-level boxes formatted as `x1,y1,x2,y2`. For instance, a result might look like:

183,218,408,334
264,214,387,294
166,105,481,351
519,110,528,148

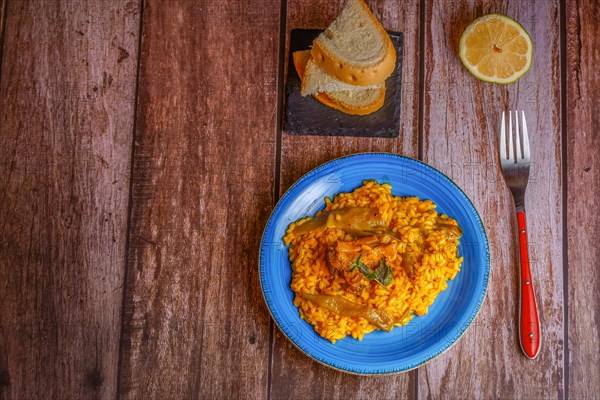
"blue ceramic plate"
259,153,489,374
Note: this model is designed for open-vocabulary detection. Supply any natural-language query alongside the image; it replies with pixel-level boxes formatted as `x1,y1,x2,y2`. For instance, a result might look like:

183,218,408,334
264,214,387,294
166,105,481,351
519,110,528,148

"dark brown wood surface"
0,0,139,399
0,0,5,76
0,0,598,398
117,0,280,398
566,0,600,398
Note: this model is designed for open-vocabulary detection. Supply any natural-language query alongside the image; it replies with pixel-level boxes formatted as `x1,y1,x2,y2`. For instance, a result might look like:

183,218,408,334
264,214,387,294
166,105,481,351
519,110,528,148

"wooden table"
0,0,598,398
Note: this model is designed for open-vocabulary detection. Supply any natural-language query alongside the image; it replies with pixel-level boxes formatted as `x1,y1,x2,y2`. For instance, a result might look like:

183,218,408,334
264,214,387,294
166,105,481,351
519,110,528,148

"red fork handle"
517,211,541,359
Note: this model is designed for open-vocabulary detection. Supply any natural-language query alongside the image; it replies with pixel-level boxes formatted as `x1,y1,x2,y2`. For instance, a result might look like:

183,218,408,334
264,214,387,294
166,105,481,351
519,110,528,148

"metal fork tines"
500,110,531,212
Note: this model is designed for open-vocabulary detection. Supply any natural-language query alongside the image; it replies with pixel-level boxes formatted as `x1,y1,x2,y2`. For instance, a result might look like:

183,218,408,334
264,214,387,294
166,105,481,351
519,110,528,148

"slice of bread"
296,51,383,96
293,50,385,115
317,87,385,115
310,0,396,86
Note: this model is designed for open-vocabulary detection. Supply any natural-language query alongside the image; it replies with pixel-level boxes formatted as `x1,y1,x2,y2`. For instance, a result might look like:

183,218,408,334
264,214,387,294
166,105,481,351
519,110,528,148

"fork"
500,110,541,359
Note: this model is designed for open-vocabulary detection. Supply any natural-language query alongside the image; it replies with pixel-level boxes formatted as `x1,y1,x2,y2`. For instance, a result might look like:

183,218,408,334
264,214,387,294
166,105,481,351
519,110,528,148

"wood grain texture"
117,0,279,398
0,0,139,399
0,0,6,79
272,1,420,398
566,0,600,398
420,0,564,398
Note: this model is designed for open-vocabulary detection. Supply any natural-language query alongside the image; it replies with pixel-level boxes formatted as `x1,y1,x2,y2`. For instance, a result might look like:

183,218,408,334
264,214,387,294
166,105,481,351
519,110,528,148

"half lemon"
459,14,533,84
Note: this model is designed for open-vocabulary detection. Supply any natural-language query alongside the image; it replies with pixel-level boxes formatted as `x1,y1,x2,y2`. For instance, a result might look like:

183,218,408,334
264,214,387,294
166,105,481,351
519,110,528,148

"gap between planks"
414,0,426,395
559,0,569,398
116,0,145,398
268,0,288,399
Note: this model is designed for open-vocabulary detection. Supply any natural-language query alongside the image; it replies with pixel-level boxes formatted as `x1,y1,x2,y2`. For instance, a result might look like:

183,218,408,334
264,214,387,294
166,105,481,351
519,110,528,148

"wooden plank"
117,0,280,398
419,1,564,398
566,0,600,398
271,1,420,398
0,0,5,78
0,0,140,399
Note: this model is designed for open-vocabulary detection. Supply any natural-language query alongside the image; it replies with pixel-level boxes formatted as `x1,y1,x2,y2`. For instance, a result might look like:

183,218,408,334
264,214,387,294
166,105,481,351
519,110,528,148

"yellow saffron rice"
283,181,463,343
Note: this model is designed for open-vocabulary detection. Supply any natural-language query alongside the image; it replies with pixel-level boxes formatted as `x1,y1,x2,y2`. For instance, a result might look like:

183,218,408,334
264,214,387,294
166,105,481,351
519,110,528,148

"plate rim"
259,152,490,375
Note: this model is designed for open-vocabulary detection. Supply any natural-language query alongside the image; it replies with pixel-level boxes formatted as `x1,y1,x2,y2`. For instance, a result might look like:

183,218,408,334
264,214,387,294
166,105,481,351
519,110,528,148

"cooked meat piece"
436,221,463,240
326,235,398,291
401,250,419,278
418,220,463,240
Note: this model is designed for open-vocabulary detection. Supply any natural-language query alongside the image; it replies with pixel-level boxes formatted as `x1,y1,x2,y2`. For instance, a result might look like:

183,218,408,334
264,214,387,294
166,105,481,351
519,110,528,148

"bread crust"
293,50,311,96
310,0,396,86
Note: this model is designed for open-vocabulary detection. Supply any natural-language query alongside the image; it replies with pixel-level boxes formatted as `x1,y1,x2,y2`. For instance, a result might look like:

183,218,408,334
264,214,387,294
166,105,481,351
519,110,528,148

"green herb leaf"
350,255,393,287
357,263,379,281
377,259,393,286
350,254,363,273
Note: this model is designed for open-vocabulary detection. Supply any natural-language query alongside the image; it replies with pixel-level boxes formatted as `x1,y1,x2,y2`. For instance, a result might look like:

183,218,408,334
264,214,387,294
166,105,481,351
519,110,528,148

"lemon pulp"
459,14,533,84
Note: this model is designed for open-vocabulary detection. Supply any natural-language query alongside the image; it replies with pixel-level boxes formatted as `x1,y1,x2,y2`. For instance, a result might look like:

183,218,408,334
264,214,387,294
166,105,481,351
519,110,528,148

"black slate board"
284,29,403,138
